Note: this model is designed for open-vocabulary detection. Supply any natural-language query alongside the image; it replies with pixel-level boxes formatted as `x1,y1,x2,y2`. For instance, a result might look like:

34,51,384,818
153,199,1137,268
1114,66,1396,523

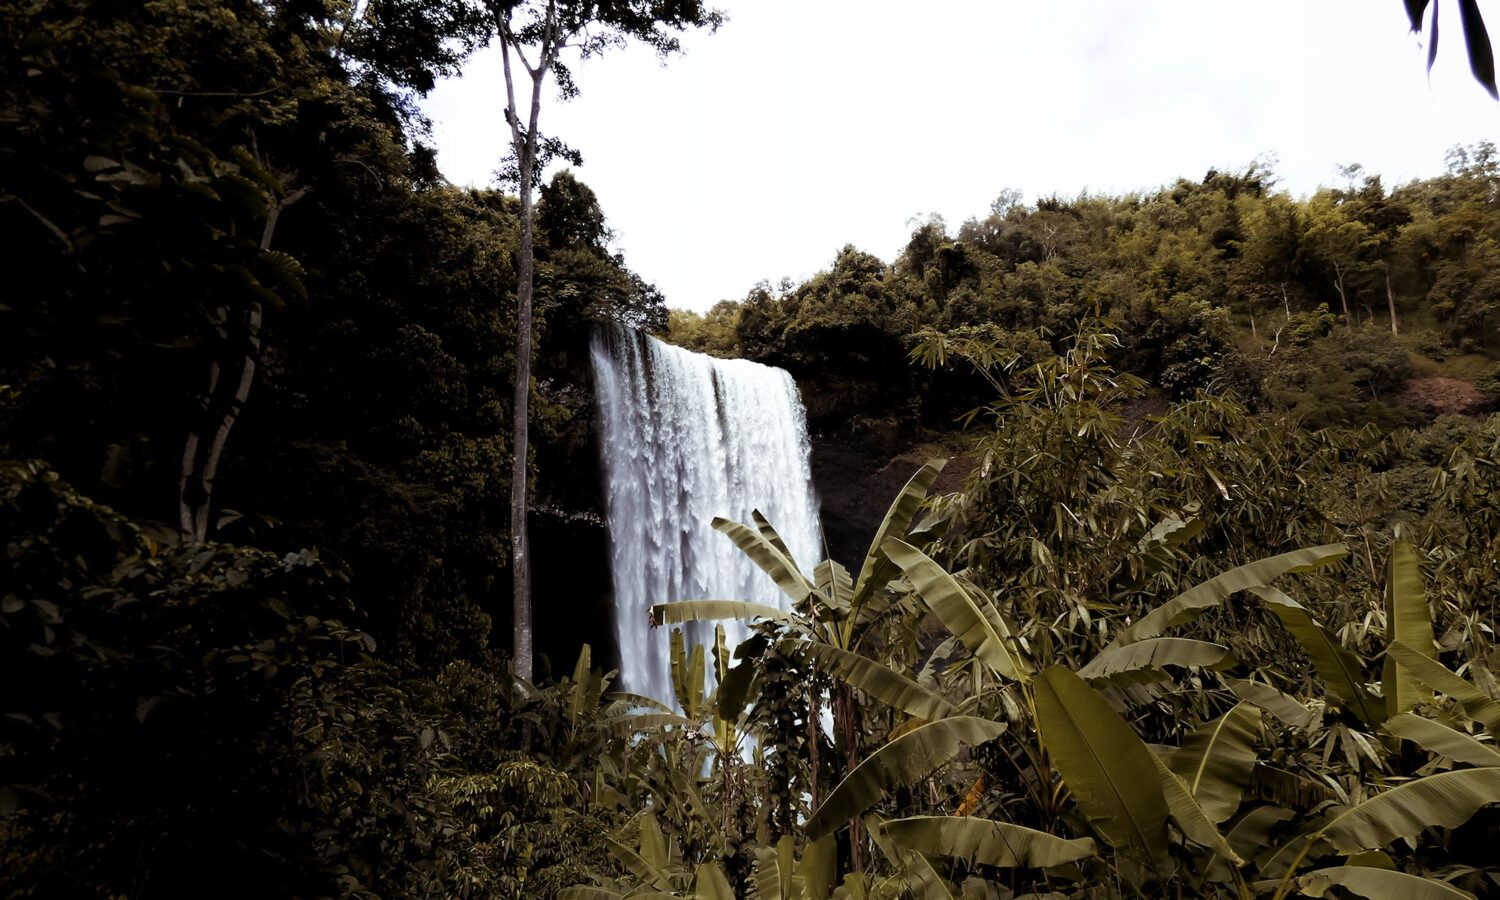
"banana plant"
649,459,961,865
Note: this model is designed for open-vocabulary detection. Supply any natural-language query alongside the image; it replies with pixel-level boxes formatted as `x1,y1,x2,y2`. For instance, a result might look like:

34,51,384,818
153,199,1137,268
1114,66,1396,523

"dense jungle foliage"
670,153,1500,433
6,1,1500,898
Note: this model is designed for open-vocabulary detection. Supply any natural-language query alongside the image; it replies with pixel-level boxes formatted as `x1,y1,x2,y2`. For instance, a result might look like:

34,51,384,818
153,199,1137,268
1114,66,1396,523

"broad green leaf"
568,644,593,728
714,517,814,603
1225,805,1294,860
605,692,675,714
878,816,1096,868
895,849,958,900
798,833,836,900
1249,586,1384,726
784,640,955,720
752,509,799,565
1309,767,1500,854
815,558,854,613
670,630,706,719
1078,638,1231,684
1170,702,1262,824
1107,544,1348,649
636,812,669,873
716,658,757,723
1206,805,1293,882
852,459,946,609
1296,865,1477,899
557,888,624,900
1032,666,1170,871
1228,679,1322,732
1150,754,1241,863
594,713,694,739
1383,714,1500,767
693,862,735,900
1383,541,1436,718
650,600,795,626
1388,641,1500,732
603,835,673,892
884,538,1025,681
806,717,1005,839
750,843,785,900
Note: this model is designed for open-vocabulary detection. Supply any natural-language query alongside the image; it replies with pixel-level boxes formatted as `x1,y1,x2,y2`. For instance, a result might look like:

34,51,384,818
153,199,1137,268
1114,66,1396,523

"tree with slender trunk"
179,144,307,543
490,0,723,682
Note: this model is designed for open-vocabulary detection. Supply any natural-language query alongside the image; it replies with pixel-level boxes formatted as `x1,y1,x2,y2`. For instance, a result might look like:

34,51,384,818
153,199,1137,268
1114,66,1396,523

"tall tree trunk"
834,684,864,873
1385,262,1400,334
1332,262,1353,327
500,7,555,683
178,187,305,542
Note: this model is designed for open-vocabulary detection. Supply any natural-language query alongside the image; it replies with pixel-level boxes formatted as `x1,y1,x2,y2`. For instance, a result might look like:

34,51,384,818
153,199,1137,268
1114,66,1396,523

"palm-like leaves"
1297,866,1477,900
1387,641,1500,732
884,538,1027,681
1384,541,1436,718
1249,586,1384,725
1382,714,1500,767
1169,701,1261,824
1032,666,1170,870
876,815,1096,868
1106,543,1348,648
781,640,954,720
805,716,1005,839
1077,637,1232,685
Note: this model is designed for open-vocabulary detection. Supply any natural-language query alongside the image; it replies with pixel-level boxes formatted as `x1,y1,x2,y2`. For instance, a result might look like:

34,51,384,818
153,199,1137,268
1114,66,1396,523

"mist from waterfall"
590,325,822,704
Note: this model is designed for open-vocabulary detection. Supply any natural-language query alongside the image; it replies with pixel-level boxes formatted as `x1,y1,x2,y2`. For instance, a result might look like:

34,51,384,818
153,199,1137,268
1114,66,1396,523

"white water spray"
590,325,822,703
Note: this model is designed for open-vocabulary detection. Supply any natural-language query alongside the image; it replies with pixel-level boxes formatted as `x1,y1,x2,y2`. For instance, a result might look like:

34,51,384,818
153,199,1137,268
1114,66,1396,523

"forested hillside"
7,1,1500,898
672,153,1500,432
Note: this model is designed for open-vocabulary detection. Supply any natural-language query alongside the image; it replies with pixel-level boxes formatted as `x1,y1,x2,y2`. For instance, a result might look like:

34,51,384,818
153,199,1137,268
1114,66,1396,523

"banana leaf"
884,538,1025,681
639,811,668,871
604,692,676,714
1078,638,1231,684
815,558,854,614
783,640,954,720
852,458,946,610
1249,586,1384,726
713,517,814,603
692,863,735,900
1170,701,1262,824
1033,666,1170,871
750,835,797,900
1229,679,1322,732
594,713,695,739
1382,714,1500,767
1383,541,1435,718
878,815,1096,868
798,833,836,900
1150,754,1241,863
569,644,594,728
1305,767,1500,855
649,600,795,626
603,835,674,892
752,509,799,566
557,888,624,900
894,849,957,900
1106,544,1348,649
1387,641,1500,733
806,717,1005,839
670,629,706,720
1296,865,1477,899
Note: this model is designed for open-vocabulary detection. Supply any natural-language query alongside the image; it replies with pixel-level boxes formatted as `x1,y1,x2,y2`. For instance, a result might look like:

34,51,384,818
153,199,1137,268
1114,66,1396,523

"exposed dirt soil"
1400,376,1494,416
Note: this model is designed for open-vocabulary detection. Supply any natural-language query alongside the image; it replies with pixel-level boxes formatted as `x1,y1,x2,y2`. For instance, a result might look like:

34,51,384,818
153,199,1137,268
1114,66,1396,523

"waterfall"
591,325,822,704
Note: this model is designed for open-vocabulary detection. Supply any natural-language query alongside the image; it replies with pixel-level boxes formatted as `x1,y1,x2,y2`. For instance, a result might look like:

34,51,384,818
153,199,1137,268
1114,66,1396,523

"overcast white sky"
423,1,1499,312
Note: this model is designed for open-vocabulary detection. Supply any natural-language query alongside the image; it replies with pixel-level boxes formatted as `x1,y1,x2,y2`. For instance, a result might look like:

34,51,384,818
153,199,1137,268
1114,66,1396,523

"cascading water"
591,325,822,704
